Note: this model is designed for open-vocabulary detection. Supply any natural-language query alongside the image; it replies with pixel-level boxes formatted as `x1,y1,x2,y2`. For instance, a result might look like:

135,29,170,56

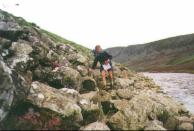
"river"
143,73,194,114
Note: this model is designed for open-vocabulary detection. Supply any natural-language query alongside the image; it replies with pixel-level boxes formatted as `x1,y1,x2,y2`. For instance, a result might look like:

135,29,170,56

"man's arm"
92,57,98,69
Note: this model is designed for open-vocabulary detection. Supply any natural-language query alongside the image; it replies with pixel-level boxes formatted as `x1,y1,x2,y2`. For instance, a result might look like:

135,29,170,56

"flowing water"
143,73,194,113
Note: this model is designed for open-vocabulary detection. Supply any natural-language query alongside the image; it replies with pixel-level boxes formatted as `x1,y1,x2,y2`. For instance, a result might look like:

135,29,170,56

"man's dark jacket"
92,51,112,69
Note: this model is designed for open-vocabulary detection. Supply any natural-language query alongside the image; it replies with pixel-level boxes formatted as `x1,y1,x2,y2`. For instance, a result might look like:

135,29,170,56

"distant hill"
106,34,194,73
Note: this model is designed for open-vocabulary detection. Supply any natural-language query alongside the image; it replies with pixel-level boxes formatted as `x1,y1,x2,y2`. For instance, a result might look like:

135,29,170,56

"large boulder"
116,88,134,99
46,66,81,89
76,65,88,76
0,37,12,56
114,78,134,89
0,56,31,122
28,81,83,122
107,111,129,130
165,116,193,130
79,100,101,124
56,44,76,54
107,90,189,130
113,64,134,79
177,122,193,130
144,120,166,130
10,41,33,56
7,41,33,70
80,77,97,93
79,91,101,124
67,53,88,65
79,91,98,103
0,59,14,121
0,21,21,31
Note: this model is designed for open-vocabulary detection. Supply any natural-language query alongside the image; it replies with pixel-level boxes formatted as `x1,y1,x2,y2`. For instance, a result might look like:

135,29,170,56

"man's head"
95,45,102,53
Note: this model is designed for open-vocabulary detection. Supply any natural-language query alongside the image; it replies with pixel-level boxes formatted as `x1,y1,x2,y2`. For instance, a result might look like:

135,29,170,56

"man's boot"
110,79,114,87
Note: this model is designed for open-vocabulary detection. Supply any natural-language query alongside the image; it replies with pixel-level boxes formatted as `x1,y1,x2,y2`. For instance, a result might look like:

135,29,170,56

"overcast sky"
0,0,194,49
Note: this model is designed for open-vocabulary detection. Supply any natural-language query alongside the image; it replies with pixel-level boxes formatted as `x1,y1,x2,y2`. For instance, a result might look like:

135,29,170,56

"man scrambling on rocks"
91,45,113,87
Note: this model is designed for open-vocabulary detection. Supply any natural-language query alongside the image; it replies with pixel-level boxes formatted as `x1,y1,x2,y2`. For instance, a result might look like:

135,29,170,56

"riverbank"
144,73,194,114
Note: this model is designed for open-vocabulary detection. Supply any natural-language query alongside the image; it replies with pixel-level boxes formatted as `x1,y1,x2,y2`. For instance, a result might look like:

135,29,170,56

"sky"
0,0,194,49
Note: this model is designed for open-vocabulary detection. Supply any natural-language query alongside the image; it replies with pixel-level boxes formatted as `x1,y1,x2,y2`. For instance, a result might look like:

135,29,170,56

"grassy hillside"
41,30,92,57
106,34,194,73
0,9,91,58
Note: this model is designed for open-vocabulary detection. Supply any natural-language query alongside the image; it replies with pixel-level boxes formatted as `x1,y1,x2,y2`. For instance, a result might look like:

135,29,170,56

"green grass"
1,9,92,58
0,9,36,27
41,29,92,57
168,54,194,65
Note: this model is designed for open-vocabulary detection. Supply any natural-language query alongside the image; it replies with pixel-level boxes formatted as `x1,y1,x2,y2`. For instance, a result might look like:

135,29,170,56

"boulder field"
0,9,194,130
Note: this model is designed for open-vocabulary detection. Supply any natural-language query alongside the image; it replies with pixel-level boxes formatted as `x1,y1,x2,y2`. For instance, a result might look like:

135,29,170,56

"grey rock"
28,81,83,122
48,66,81,89
11,42,33,56
67,53,88,65
114,78,134,89
0,59,14,121
116,88,134,99
177,122,193,130
80,77,97,93
0,20,21,31
80,122,110,130
77,65,88,76
79,91,101,124
144,120,166,130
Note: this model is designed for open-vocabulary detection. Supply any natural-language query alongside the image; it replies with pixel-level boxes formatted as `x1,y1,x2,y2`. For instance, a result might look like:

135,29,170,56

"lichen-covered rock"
67,53,88,65
80,122,110,130
0,37,12,50
11,70,31,102
116,88,134,99
0,21,21,31
114,78,134,89
113,64,134,79
165,115,193,130
0,57,30,122
0,59,14,121
47,66,81,89
46,49,58,61
80,101,100,124
91,69,101,80
144,120,166,130
28,81,83,122
79,91,98,103
56,44,76,54
79,91,101,124
176,116,193,124
106,90,189,130
7,41,33,69
177,122,193,130
59,87,80,100
99,90,112,102
76,65,88,76
80,77,97,93
107,111,129,130
11,41,33,56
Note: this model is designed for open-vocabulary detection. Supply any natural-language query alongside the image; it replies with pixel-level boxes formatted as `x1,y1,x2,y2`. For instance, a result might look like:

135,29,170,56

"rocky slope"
0,9,194,130
106,34,194,73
